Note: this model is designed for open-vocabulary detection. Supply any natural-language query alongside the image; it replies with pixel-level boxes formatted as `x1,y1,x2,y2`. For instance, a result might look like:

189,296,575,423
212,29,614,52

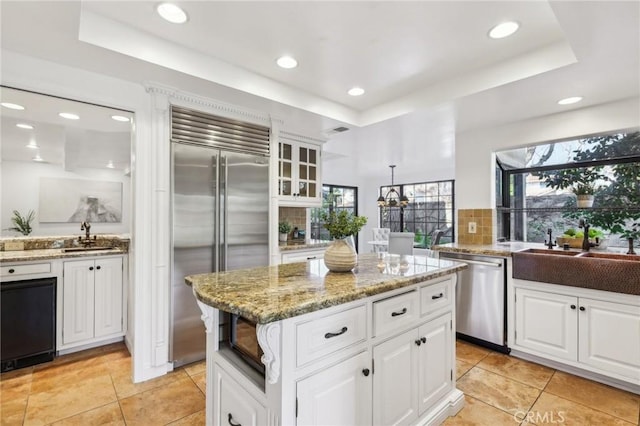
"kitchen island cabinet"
187,253,466,425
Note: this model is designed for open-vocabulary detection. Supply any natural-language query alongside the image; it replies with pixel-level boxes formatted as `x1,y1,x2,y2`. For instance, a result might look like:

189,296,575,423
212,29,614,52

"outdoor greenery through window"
379,180,455,248
310,185,359,249
496,131,640,248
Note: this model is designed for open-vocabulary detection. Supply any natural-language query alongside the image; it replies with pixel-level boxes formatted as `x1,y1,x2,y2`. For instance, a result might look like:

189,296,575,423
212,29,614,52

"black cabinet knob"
579,306,586,311
362,368,370,377
8,268,15,274
421,337,426,344
570,304,576,310
415,339,422,346
89,266,94,271
96,266,101,270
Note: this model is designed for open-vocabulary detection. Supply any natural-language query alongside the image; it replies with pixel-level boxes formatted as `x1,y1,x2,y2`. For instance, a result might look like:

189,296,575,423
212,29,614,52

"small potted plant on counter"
321,210,367,272
7,210,35,236
278,220,292,242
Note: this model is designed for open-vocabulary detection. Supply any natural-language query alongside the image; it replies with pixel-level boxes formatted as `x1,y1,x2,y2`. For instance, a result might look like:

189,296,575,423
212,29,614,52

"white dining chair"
371,228,391,253
388,232,415,255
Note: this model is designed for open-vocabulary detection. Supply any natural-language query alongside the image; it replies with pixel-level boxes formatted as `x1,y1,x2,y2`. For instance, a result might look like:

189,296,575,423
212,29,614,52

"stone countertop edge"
1,248,127,263
278,239,331,252
432,242,561,257
186,253,467,324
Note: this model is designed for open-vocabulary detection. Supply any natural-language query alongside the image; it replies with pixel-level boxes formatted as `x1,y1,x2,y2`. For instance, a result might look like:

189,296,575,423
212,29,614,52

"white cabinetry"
62,256,124,347
297,351,372,425
214,366,267,426
278,135,322,207
372,312,452,425
281,248,325,264
514,283,640,385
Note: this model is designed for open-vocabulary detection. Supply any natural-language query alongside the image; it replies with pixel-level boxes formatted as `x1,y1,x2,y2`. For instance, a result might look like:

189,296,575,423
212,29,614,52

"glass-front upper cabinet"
278,133,323,207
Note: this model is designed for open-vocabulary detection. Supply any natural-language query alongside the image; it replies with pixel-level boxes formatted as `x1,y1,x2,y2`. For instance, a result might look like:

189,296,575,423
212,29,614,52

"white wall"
322,105,456,251
455,97,640,210
1,161,130,236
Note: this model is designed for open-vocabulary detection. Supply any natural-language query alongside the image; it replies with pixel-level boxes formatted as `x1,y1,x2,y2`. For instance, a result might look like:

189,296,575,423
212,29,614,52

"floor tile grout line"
472,363,553,391
542,386,639,424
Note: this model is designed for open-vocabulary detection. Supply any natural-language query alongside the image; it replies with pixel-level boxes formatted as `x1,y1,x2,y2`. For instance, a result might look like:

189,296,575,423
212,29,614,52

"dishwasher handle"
441,256,502,268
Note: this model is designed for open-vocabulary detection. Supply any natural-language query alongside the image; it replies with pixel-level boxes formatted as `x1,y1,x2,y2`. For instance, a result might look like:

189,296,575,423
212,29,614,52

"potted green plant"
572,182,596,208
278,220,292,242
7,210,35,236
320,210,368,272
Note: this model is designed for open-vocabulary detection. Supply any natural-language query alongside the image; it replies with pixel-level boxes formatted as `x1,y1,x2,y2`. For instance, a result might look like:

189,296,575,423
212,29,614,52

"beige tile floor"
1,340,638,425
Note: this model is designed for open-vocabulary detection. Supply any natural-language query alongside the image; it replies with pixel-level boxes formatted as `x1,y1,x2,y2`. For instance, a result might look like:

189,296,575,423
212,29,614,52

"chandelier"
377,165,409,208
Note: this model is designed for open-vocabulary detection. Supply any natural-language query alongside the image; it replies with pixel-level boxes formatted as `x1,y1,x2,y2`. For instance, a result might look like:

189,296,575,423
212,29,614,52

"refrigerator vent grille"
171,106,270,156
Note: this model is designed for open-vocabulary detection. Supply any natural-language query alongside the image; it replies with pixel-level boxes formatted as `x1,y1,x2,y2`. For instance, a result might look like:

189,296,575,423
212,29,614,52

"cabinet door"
94,257,123,337
515,288,578,361
418,313,452,415
297,351,372,426
215,367,266,426
278,140,294,197
63,260,95,344
296,143,320,201
373,329,419,426
579,298,640,380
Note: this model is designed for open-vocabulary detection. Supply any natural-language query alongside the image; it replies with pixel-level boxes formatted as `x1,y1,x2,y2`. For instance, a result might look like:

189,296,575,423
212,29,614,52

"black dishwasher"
1,277,56,372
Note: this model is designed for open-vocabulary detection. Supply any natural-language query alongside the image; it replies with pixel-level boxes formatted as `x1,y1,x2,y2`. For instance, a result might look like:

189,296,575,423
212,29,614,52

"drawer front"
281,249,325,264
420,279,452,316
1,262,51,278
373,290,419,337
217,367,266,426
297,305,367,367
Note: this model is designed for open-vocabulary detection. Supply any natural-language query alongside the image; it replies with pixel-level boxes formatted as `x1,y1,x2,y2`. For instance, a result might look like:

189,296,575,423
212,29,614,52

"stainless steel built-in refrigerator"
170,142,269,367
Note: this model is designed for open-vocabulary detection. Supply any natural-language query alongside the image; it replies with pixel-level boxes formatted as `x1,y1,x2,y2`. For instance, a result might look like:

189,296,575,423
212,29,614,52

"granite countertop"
186,253,467,324
1,247,127,263
278,239,331,252
432,241,561,257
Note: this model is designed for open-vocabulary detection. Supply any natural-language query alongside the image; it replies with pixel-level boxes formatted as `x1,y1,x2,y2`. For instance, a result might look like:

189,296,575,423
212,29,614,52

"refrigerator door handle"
220,154,227,271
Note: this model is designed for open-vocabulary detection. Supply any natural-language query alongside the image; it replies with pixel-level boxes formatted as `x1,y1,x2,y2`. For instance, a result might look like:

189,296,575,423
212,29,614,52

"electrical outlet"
4,241,24,251
468,222,477,234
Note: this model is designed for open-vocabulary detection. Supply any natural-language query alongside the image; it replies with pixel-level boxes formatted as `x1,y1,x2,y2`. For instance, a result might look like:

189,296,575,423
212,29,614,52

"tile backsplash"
278,207,307,238
457,209,494,245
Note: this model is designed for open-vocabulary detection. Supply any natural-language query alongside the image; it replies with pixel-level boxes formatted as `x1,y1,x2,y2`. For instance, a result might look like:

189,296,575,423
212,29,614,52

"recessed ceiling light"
157,3,188,24
347,87,365,96
1,102,25,110
26,141,39,149
276,56,298,69
16,123,34,129
111,115,130,122
59,112,80,120
489,21,520,39
106,160,115,169
557,96,583,105
32,154,44,162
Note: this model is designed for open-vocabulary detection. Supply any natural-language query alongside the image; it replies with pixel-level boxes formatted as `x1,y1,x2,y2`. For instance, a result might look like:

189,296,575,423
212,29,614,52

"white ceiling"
1,1,639,134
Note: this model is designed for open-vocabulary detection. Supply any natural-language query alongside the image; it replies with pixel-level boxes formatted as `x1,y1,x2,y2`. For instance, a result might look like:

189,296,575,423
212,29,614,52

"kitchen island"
186,253,467,425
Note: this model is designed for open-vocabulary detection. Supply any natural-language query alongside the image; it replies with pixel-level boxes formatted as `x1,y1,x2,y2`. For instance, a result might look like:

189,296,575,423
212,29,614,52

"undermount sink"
513,247,640,295
518,248,580,256
62,247,115,253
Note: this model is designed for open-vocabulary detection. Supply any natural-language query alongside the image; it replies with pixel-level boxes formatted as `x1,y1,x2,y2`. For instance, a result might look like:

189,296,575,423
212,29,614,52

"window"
496,131,640,247
379,180,455,247
310,185,359,249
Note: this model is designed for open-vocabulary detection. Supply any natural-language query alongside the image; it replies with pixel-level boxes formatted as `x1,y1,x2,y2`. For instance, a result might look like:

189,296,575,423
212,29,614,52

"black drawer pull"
89,266,94,271
431,293,444,300
228,413,241,426
306,256,317,260
324,326,348,339
391,308,407,317
8,268,15,274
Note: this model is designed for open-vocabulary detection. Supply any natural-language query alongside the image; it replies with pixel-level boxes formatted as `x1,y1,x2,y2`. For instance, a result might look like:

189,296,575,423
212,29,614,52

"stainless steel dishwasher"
439,251,509,353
